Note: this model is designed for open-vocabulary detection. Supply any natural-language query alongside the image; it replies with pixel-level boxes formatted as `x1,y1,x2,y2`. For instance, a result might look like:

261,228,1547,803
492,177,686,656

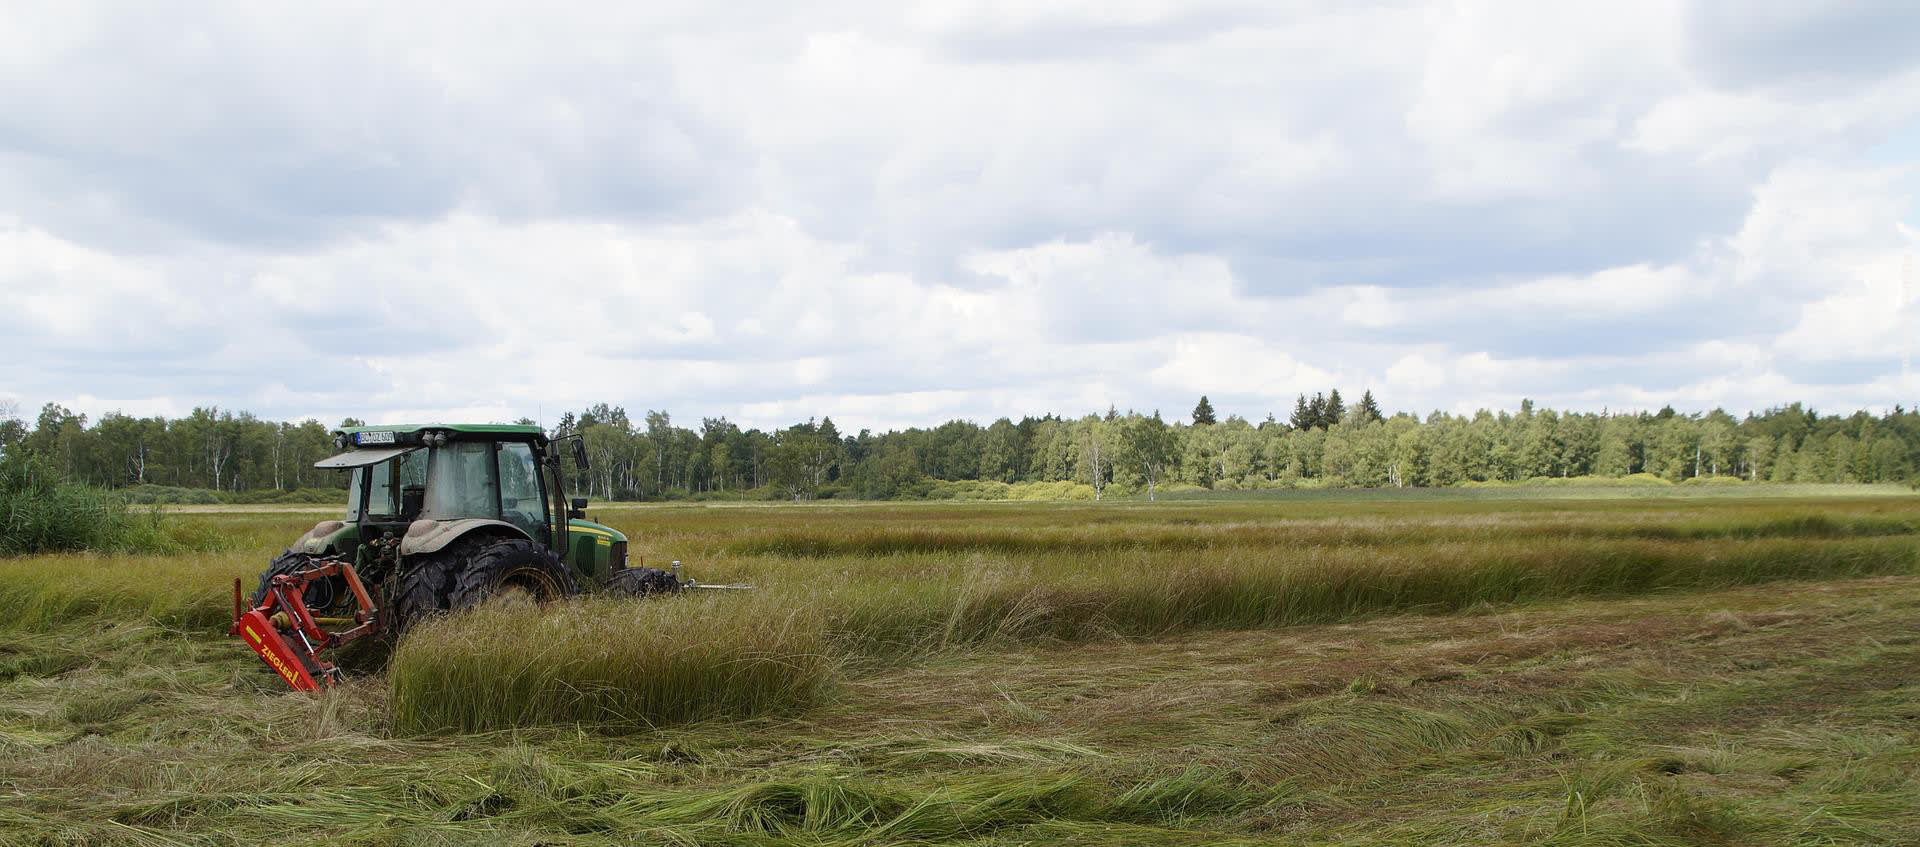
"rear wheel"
448,538,580,610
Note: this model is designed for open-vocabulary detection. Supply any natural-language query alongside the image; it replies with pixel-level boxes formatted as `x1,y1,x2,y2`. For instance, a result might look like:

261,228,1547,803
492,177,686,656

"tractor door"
495,441,550,546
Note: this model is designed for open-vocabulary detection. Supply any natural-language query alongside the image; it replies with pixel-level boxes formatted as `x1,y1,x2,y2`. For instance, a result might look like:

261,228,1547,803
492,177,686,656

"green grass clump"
389,593,835,733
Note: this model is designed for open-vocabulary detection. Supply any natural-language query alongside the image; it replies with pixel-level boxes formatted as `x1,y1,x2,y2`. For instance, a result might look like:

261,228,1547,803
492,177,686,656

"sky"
3,0,1919,433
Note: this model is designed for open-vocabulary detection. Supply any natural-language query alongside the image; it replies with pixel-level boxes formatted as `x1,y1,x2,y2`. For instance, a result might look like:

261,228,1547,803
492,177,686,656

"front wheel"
448,538,580,610
251,549,342,612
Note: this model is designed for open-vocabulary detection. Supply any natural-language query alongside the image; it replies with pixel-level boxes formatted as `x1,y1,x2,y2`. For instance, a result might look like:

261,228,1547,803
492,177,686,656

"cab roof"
336,423,545,437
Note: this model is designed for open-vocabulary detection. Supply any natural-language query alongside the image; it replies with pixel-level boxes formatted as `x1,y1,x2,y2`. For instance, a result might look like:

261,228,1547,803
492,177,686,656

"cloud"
2,1,1918,431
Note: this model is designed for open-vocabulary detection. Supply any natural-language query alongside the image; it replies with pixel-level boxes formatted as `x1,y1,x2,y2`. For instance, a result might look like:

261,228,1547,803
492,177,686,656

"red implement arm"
230,559,381,691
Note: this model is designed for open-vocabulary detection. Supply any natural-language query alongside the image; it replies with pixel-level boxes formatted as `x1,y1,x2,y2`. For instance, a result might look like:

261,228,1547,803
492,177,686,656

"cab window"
349,450,428,520
421,442,499,521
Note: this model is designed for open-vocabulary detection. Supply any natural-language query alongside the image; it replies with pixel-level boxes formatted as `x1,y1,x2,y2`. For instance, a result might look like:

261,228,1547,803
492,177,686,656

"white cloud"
2,1,1918,430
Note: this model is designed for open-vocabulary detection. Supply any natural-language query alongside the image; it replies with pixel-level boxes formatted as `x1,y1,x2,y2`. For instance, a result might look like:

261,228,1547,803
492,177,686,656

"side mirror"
569,497,588,519
572,438,589,471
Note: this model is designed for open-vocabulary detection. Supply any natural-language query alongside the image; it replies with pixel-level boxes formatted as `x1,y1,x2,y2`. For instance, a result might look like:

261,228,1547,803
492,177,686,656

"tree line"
5,394,1919,501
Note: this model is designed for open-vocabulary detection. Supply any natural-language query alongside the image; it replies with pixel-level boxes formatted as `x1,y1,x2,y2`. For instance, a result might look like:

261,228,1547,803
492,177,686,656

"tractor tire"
448,538,580,611
251,549,341,612
605,566,681,597
388,548,460,634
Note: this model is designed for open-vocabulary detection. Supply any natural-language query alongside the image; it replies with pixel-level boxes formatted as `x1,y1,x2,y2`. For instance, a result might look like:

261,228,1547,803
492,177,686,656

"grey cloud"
1685,0,1920,89
0,8,749,251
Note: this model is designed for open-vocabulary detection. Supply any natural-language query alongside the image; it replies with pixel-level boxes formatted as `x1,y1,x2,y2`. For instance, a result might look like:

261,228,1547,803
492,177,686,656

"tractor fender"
297,520,349,554
399,518,531,557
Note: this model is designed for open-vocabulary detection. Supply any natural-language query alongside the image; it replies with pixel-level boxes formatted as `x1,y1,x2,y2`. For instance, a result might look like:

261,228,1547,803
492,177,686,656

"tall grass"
388,530,1920,731
0,514,311,631
390,593,835,733
727,512,1919,558
0,551,257,631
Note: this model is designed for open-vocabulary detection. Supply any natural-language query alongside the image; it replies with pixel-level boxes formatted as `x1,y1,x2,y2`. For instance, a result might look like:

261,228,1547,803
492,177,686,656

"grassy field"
3,489,1918,845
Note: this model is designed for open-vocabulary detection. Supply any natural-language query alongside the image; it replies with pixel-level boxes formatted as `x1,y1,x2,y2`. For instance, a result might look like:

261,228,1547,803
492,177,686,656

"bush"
1005,481,1099,501
0,453,160,555
117,484,344,505
1457,474,1679,489
924,480,1011,501
119,485,221,505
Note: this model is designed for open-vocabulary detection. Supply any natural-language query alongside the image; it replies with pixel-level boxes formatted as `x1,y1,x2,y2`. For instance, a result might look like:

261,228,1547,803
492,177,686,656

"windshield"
346,449,429,521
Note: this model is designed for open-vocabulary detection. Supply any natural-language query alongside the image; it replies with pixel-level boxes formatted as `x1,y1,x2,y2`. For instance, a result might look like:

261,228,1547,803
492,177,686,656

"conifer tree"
1290,395,1313,430
1356,390,1383,424
1191,396,1217,426
1325,389,1346,427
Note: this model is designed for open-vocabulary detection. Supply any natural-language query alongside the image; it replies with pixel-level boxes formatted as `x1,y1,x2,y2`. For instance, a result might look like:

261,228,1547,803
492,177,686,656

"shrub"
1005,481,1099,501
0,453,163,555
924,480,1011,501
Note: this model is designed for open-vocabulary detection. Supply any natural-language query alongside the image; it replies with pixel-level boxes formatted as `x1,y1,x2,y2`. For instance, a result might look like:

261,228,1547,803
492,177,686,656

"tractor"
232,423,702,690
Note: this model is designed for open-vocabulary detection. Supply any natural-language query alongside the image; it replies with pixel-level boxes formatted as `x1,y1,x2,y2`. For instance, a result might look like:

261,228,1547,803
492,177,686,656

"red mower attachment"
230,559,382,691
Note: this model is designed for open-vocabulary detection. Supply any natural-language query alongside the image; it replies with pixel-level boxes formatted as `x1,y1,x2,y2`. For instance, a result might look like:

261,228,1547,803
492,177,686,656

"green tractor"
231,423,689,689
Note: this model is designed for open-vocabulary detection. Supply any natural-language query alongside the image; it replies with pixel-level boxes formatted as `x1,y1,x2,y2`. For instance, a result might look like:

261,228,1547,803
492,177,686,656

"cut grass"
3,493,1919,845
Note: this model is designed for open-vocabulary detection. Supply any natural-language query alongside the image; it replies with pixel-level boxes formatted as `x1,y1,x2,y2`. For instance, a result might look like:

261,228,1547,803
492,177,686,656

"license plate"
355,430,396,445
